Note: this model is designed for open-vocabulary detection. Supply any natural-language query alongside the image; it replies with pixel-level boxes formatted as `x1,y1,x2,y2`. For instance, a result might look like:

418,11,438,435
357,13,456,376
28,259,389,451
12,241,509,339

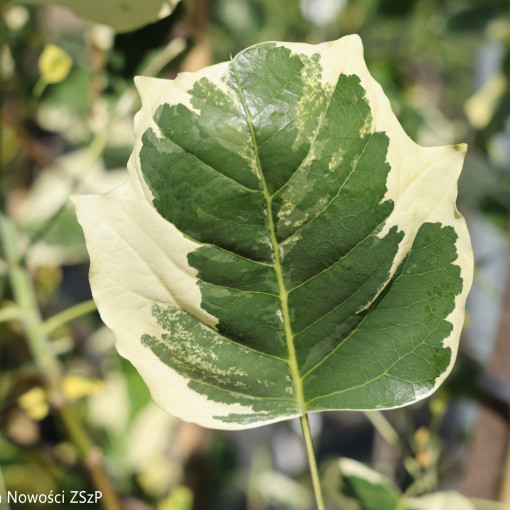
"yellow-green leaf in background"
18,387,49,421
38,43,72,84
62,375,104,401
158,486,193,510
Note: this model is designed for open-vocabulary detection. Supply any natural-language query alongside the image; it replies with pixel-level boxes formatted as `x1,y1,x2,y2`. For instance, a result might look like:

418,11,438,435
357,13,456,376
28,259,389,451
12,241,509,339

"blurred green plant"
2,0,510,509
324,457,477,510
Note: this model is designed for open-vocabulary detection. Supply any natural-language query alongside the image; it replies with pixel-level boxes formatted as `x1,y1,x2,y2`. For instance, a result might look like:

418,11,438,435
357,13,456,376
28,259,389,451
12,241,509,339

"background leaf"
407,491,476,510
323,457,405,510
324,457,480,510
16,0,181,33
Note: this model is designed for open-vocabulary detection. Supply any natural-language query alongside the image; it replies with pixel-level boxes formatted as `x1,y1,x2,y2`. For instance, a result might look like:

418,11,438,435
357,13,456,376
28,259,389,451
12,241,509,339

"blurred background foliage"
1,0,510,509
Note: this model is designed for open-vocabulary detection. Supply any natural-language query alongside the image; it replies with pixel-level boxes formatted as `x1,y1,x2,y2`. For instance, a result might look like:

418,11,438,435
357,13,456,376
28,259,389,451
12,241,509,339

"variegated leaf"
73,35,473,430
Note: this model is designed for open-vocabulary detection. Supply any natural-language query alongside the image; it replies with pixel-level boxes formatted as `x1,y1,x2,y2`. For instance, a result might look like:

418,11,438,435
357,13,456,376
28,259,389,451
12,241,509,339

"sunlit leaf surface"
73,36,473,429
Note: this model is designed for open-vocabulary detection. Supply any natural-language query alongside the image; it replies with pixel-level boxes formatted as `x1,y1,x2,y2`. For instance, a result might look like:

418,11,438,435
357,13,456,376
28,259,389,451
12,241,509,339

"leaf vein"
288,215,388,293
305,321,446,405
279,132,375,245
161,129,261,193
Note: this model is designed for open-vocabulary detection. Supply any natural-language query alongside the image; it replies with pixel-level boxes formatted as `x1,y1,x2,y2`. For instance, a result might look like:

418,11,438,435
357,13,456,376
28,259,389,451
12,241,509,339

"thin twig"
364,411,423,484
364,410,400,447
42,299,97,336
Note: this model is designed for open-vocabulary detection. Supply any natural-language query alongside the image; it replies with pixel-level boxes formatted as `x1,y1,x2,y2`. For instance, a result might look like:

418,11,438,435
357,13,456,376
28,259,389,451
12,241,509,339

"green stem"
0,214,121,510
141,37,187,78
0,213,61,386
0,303,24,323
42,299,97,335
57,403,93,458
300,413,326,510
57,403,121,510
364,411,400,447
403,470,437,498
365,411,423,483
32,78,47,100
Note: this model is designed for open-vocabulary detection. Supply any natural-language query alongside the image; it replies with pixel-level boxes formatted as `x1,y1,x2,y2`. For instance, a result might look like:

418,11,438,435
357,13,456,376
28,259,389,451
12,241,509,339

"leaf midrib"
231,57,306,415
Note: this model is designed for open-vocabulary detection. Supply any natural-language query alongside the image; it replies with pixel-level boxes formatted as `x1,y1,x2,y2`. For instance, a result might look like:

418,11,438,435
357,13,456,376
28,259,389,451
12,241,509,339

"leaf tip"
134,75,163,96
322,33,364,60
452,142,468,154
342,32,363,46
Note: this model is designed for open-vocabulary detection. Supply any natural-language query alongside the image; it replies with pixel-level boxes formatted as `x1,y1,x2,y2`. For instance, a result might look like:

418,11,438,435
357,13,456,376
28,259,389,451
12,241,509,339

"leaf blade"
73,35,473,429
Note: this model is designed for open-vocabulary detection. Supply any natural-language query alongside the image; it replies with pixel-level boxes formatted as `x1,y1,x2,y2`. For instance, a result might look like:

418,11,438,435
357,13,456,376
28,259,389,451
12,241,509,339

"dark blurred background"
1,0,510,508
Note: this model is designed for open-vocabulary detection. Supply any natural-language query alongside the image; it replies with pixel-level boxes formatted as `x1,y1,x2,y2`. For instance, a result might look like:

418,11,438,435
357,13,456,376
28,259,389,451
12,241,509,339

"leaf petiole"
300,413,326,510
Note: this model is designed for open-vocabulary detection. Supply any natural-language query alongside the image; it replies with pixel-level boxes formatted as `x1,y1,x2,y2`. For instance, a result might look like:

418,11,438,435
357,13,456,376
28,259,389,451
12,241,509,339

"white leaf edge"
408,491,476,510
